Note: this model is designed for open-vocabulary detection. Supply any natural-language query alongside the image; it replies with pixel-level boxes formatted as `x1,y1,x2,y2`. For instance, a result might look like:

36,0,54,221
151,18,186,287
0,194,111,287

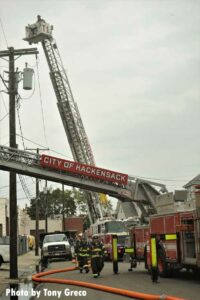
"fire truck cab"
90,219,128,260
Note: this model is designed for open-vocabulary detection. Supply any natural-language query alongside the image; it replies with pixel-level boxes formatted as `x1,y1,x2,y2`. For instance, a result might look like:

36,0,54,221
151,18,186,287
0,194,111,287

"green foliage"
26,187,112,231
27,187,82,220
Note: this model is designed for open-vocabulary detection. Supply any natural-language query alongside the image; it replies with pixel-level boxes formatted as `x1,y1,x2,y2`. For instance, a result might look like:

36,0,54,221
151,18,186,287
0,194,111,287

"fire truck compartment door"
181,231,196,265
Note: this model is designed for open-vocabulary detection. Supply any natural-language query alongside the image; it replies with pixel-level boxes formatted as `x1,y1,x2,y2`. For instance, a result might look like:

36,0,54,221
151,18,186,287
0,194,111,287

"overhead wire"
16,86,35,202
0,17,9,48
16,133,73,159
0,112,8,122
0,73,9,91
35,56,49,149
16,96,26,149
0,181,35,192
0,88,8,111
129,174,190,183
0,60,9,146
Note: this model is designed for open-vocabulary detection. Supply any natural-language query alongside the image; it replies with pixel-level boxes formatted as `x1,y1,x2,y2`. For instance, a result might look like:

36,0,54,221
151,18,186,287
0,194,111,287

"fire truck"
126,185,200,277
23,17,171,266
90,219,129,260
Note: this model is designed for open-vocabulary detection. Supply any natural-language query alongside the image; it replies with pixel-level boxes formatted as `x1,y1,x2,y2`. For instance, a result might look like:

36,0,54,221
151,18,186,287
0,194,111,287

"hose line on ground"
32,266,185,300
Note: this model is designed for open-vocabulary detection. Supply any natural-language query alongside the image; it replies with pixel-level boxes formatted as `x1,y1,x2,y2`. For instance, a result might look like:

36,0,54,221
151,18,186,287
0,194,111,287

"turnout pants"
78,255,89,269
91,256,104,274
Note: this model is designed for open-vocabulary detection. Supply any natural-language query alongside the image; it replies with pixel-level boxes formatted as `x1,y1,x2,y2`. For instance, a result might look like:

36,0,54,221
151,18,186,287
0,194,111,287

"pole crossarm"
0,47,38,57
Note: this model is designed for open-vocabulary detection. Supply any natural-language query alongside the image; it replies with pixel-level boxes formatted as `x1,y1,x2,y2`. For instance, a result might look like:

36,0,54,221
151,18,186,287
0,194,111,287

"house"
0,198,9,236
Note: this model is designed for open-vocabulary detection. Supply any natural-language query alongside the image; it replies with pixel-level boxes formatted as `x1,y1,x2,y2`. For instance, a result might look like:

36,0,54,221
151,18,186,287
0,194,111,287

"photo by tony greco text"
6,288,87,298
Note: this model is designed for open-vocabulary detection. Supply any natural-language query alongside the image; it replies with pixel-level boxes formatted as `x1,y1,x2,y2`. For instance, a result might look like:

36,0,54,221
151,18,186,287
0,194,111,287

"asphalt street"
28,260,200,300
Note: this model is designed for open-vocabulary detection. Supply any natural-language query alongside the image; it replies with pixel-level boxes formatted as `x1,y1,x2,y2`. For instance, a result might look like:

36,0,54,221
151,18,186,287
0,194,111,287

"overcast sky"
0,0,200,208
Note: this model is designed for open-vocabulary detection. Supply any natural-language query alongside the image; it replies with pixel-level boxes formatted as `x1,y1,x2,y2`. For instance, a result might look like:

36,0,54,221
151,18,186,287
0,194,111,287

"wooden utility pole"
27,147,49,256
0,47,38,279
45,180,48,233
9,47,17,278
62,184,65,231
35,148,40,256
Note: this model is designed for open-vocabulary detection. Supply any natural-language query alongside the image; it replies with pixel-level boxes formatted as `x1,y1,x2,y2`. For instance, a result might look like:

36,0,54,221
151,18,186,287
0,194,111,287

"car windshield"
43,234,67,243
117,235,126,245
105,221,127,233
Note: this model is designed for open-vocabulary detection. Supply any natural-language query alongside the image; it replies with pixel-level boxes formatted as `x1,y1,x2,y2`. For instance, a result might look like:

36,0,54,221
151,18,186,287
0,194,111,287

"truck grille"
48,244,65,252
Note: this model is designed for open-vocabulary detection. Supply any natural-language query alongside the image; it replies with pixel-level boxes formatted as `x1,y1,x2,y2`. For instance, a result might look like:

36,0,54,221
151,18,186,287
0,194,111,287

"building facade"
0,198,9,236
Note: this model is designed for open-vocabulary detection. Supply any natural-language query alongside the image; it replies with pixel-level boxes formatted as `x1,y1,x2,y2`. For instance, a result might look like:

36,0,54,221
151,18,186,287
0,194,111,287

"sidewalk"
0,250,40,296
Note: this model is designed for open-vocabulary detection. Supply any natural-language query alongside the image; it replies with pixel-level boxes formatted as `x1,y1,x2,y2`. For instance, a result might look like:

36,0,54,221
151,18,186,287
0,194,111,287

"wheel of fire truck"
192,267,200,278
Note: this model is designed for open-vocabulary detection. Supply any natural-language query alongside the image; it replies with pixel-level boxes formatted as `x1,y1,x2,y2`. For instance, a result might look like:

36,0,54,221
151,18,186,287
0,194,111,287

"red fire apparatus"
90,219,129,261
126,187,200,277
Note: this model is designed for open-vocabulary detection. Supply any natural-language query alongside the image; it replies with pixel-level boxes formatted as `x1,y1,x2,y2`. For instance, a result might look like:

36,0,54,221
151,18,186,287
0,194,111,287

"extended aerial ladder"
24,16,105,223
0,145,132,200
23,16,168,223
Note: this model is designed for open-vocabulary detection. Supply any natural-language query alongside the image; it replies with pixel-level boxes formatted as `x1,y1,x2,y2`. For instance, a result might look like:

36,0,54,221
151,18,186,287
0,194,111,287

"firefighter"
90,235,105,278
75,233,90,273
151,235,162,283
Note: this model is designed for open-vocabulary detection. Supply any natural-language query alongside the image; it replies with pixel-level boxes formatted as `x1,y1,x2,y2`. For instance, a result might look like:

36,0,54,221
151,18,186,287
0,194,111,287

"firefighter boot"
151,267,159,283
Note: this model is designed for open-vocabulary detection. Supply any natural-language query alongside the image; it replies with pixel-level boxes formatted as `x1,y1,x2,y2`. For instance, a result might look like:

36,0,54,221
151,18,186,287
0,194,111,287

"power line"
130,174,190,182
16,133,73,159
36,57,49,149
16,97,35,201
18,175,32,201
0,73,9,92
0,184,11,190
16,133,48,150
16,99,25,149
0,17,8,48
0,181,35,192
0,90,8,113
0,112,8,122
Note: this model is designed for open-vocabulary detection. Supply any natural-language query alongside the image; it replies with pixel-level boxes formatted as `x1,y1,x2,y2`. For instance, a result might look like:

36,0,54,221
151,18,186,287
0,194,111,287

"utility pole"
9,47,17,278
27,148,49,256
0,47,38,279
62,184,65,231
45,180,48,233
35,149,40,256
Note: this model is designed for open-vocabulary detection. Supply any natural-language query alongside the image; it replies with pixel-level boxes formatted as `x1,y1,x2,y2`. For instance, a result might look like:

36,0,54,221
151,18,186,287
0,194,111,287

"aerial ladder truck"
24,15,105,224
23,16,168,228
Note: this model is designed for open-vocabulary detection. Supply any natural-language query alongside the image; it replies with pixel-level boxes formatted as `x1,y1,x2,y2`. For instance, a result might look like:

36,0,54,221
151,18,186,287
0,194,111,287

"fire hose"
32,265,185,300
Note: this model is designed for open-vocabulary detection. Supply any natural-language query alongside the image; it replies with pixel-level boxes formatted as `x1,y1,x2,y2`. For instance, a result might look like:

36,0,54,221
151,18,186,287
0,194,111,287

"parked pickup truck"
0,244,9,267
40,233,72,266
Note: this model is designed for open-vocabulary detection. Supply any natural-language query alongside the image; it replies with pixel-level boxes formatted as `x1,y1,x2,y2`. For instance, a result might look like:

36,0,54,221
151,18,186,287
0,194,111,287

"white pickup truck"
0,244,9,267
41,233,72,267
